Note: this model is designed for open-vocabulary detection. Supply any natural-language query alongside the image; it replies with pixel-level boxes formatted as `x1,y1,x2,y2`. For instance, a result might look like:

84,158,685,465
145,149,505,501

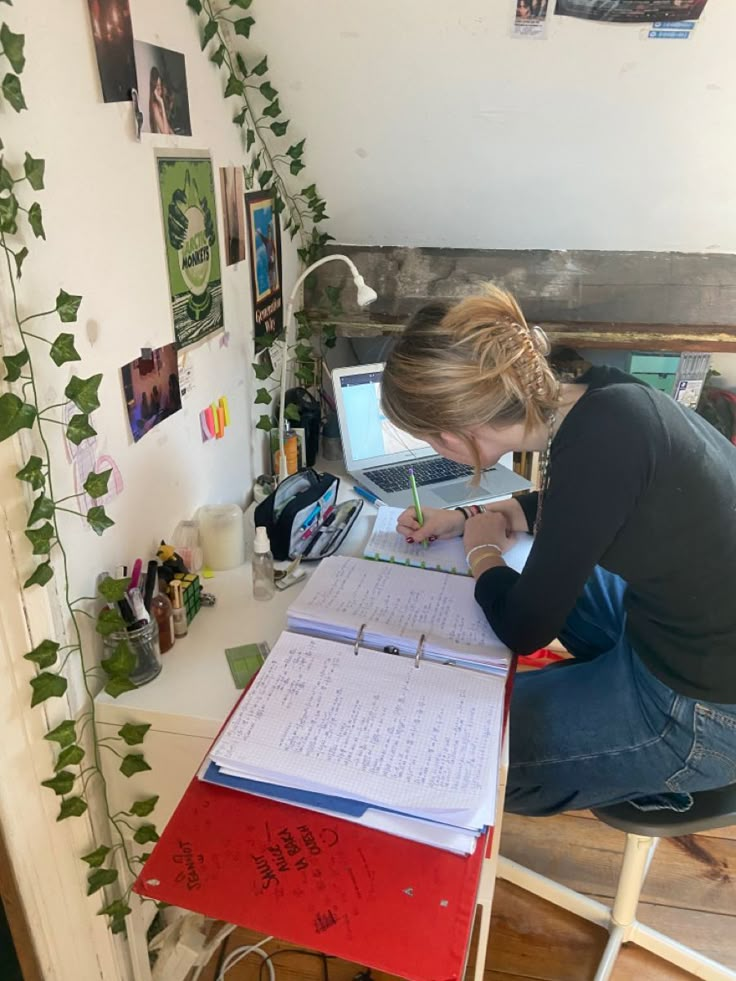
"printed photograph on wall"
134,41,192,136
86,0,136,102
219,166,246,266
512,0,550,37
554,0,709,22
244,190,283,341
121,343,182,443
157,156,224,349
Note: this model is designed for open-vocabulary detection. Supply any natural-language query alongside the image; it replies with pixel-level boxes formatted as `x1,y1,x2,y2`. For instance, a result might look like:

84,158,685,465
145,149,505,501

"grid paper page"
210,631,505,815
288,555,508,662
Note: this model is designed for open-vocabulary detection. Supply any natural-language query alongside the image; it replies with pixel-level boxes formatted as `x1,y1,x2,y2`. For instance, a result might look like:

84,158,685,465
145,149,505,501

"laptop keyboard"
364,458,476,493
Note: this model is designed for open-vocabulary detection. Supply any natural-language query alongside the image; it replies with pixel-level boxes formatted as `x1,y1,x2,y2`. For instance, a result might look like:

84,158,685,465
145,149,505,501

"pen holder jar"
102,621,162,687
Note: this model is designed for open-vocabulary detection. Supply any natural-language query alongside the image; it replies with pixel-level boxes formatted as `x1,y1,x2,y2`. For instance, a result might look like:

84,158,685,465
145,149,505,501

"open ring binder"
414,633,426,669
354,623,367,656
354,625,427,669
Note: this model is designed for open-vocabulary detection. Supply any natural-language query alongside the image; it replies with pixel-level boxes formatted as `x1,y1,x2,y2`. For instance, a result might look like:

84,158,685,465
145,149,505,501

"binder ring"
414,634,426,670
354,623,367,656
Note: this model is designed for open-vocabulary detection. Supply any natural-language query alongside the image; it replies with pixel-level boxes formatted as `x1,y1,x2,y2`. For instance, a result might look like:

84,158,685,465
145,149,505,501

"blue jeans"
506,567,736,816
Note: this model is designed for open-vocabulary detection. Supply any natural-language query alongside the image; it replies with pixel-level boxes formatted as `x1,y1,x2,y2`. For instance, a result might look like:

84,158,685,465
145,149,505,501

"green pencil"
408,466,429,549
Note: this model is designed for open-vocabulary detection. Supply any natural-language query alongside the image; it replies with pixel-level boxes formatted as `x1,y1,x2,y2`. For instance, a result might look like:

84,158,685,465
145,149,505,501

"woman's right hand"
395,506,465,543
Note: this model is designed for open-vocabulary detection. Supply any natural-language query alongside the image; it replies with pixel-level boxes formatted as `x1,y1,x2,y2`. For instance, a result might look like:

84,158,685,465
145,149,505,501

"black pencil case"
254,468,362,561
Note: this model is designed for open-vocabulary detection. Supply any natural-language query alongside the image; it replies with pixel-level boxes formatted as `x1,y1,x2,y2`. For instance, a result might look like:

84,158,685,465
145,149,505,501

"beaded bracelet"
455,504,487,520
465,543,503,569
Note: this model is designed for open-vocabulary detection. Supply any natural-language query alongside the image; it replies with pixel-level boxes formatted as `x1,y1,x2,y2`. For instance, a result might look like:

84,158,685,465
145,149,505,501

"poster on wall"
87,0,136,102
219,167,246,266
133,42,192,136
244,190,284,342
553,0,709,22
121,343,182,443
512,0,550,37
157,156,224,349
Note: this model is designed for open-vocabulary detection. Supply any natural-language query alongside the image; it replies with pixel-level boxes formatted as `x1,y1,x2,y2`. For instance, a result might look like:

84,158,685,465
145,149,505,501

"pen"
129,558,143,591
143,560,158,612
353,484,384,507
408,466,428,549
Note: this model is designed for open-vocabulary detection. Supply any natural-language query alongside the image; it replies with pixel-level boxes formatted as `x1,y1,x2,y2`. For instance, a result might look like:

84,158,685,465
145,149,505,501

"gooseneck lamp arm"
277,254,378,481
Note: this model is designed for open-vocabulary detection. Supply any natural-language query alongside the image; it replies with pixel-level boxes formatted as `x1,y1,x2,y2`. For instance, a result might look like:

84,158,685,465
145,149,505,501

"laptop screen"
337,367,429,463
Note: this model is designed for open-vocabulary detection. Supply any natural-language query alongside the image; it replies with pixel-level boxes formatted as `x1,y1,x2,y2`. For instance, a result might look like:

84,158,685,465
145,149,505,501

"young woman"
381,286,736,817
149,67,173,136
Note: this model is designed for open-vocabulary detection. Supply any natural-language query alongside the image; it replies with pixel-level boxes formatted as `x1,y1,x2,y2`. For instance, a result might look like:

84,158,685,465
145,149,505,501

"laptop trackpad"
432,482,479,505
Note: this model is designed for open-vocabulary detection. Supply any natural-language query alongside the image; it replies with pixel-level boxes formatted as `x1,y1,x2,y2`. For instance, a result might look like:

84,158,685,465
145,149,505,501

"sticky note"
217,406,225,438
219,395,230,427
225,642,269,689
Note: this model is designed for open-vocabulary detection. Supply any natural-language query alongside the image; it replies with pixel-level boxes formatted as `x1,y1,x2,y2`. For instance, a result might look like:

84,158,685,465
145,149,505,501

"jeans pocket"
666,703,736,794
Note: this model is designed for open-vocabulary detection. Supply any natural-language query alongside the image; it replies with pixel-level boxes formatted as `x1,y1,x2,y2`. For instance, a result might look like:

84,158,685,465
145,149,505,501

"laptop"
331,363,532,509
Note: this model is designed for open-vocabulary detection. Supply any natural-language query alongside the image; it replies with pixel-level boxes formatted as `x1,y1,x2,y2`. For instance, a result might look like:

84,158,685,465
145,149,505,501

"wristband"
465,543,503,568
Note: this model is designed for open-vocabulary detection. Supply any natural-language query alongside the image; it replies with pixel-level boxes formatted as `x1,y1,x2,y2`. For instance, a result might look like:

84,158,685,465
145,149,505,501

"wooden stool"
497,784,736,981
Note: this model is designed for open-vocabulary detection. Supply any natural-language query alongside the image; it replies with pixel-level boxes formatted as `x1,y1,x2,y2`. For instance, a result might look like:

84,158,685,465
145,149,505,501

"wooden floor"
195,808,736,981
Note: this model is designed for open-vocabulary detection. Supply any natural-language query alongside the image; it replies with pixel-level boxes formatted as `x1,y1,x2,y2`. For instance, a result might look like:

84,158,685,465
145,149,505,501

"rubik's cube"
172,573,202,625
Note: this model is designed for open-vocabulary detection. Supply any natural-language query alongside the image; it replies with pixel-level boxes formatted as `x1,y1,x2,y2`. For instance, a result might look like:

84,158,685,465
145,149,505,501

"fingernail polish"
406,537,414,544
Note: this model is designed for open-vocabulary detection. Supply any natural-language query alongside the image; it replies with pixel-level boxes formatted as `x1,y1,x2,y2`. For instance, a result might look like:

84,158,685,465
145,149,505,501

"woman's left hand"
463,511,517,556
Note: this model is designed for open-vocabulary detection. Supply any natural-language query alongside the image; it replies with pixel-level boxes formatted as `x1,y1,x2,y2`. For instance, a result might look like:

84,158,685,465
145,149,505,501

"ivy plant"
186,0,339,441
0,15,157,937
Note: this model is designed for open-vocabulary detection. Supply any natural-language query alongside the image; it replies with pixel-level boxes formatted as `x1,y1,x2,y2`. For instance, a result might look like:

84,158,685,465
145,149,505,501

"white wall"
1,0,299,606
255,0,736,252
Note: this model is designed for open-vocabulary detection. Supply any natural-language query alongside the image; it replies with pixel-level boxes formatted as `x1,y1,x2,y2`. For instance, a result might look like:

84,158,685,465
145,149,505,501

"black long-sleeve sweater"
474,366,736,702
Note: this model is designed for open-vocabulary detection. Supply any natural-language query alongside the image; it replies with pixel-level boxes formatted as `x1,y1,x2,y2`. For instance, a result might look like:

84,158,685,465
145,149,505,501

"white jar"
198,504,246,570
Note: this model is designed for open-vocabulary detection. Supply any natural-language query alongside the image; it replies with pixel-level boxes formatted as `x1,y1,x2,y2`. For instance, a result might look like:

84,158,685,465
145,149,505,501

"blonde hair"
381,285,560,476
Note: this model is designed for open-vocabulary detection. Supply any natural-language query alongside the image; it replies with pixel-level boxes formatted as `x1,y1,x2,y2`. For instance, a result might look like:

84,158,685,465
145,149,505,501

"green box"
626,353,679,396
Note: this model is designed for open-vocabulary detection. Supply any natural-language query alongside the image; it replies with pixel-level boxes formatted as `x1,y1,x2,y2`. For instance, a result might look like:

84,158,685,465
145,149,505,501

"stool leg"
594,835,659,981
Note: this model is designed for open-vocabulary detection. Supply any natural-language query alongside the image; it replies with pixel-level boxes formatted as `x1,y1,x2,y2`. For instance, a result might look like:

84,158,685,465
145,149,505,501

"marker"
143,560,158,612
129,558,143,591
353,484,384,507
408,466,428,549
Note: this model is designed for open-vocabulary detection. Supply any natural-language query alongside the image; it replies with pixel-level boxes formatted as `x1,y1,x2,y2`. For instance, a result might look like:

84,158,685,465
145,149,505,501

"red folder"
134,776,489,981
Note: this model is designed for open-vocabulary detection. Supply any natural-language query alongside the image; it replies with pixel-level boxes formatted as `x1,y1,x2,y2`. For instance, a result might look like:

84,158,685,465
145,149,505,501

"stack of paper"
201,631,507,854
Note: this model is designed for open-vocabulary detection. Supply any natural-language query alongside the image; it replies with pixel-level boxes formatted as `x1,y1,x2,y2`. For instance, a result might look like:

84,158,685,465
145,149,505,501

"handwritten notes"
210,631,504,818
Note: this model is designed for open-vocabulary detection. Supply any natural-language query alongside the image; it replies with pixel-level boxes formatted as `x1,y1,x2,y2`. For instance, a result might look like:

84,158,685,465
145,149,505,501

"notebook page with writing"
209,631,504,820
363,506,533,576
288,555,509,669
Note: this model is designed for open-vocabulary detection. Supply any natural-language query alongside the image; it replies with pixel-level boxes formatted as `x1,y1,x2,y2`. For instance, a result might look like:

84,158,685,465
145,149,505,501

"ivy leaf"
270,119,289,137
224,74,244,98
24,561,53,589
87,867,118,895
13,245,27,277
200,18,218,49
118,722,150,746
120,754,151,778
288,140,307,161
130,795,159,817
252,360,272,381
41,770,75,796
289,159,305,176
28,201,45,239
256,414,273,433
133,823,159,845
50,333,80,367
186,0,202,12
104,676,138,698
1,72,25,111
96,607,126,636
323,323,338,349
66,413,96,446
230,0,253,7
0,189,18,232
284,403,301,423
30,671,67,706
16,455,44,489
98,575,130,604
251,55,268,76
58,796,87,821
246,128,255,151
3,348,28,381
262,99,280,119
110,917,127,935
98,899,131,919
210,44,226,67
82,845,111,868
258,169,273,188
45,719,76,747
55,289,82,323
23,152,44,190
235,53,248,78
101,640,135,678
83,468,112,500
65,373,102,413
28,492,54,524
259,82,278,102
254,387,272,405
232,107,246,126
55,744,84,770
0,160,12,192
0,23,24,73
234,16,255,37
0,392,38,440
87,505,114,536
25,639,59,669
24,525,53,555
